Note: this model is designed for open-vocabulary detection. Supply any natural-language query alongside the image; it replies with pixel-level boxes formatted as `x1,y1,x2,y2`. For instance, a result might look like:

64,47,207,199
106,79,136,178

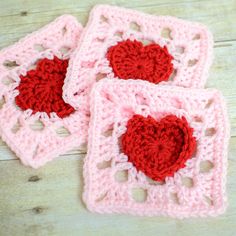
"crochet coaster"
64,4,213,107
0,15,88,168
83,79,230,218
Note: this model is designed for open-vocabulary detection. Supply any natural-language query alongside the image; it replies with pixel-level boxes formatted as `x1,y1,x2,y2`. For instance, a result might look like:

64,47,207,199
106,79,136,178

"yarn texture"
0,15,88,168
83,79,230,218
121,114,196,181
63,4,213,107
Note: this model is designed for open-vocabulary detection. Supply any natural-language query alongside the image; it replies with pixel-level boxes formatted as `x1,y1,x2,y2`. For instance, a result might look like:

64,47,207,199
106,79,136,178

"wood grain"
0,0,235,235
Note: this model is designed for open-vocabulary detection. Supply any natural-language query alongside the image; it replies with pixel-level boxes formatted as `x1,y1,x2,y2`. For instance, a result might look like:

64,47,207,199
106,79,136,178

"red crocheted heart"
15,56,75,118
121,114,196,181
107,39,173,84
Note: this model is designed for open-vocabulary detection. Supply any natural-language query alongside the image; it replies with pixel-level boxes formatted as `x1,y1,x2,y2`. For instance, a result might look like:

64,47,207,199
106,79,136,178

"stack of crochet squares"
0,5,230,218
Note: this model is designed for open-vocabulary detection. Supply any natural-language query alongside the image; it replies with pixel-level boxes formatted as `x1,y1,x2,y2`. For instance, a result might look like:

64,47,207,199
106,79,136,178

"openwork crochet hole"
200,160,214,173
205,99,214,109
129,22,141,32
96,192,108,202
169,69,177,81
3,60,19,69
97,160,112,169
62,26,67,36
55,126,71,137
100,15,109,23
102,127,114,137
170,192,180,204
205,128,216,136
146,176,165,186
161,28,172,39
193,116,203,123
114,170,128,182
59,46,71,55
204,195,213,206
95,73,107,82
114,31,123,38
15,56,75,118
181,177,194,188
34,44,47,52
188,59,198,67
2,76,15,86
107,39,174,84
132,188,147,203
176,46,185,54
0,97,6,109
193,34,201,40
29,120,44,131
11,119,21,133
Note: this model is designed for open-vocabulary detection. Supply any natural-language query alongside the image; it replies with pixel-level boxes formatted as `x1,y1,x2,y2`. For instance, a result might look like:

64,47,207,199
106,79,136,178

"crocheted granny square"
0,15,88,168
83,79,229,218
64,4,213,107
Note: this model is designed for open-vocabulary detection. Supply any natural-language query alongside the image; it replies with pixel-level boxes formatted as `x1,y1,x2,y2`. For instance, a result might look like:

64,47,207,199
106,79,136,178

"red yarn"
106,39,174,84
121,114,196,181
15,56,75,118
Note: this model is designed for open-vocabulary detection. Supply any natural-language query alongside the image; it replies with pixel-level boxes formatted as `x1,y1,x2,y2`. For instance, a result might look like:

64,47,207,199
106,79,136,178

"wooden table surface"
0,0,235,235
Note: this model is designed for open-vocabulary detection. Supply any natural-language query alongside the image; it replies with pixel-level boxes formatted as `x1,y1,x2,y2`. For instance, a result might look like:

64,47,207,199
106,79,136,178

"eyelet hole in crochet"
97,160,112,169
176,46,185,54
188,59,198,67
200,160,214,173
146,176,165,186
169,69,177,81
3,60,19,69
205,128,216,137
129,22,141,32
204,195,213,206
29,120,44,131
0,97,6,109
100,15,109,23
95,73,107,82
55,126,71,137
114,170,128,182
161,28,172,40
170,192,180,204
181,177,194,188
34,44,47,52
11,119,22,133
15,56,75,118
205,99,214,109
96,192,108,202
107,39,174,84
114,31,123,38
2,76,15,86
193,116,203,123
132,188,147,203
59,46,71,55
102,126,114,137
192,34,201,40
62,26,67,36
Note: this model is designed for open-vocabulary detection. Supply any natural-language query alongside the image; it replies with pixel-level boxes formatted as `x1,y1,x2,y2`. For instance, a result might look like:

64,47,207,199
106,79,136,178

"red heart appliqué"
15,56,75,118
106,39,174,84
121,114,196,181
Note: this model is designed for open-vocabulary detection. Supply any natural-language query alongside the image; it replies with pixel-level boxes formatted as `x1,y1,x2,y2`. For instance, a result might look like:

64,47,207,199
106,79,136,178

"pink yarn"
63,4,213,107
0,15,89,168
83,79,230,218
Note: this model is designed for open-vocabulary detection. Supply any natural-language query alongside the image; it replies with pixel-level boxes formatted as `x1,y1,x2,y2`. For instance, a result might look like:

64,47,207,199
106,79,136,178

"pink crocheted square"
83,79,229,218
64,4,213,107
0,15,88,168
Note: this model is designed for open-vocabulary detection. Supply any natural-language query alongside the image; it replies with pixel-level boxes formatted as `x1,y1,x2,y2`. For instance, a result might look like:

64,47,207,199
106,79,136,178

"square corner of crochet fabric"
63,4,213,107
0,15,89,168
83,79,230,218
